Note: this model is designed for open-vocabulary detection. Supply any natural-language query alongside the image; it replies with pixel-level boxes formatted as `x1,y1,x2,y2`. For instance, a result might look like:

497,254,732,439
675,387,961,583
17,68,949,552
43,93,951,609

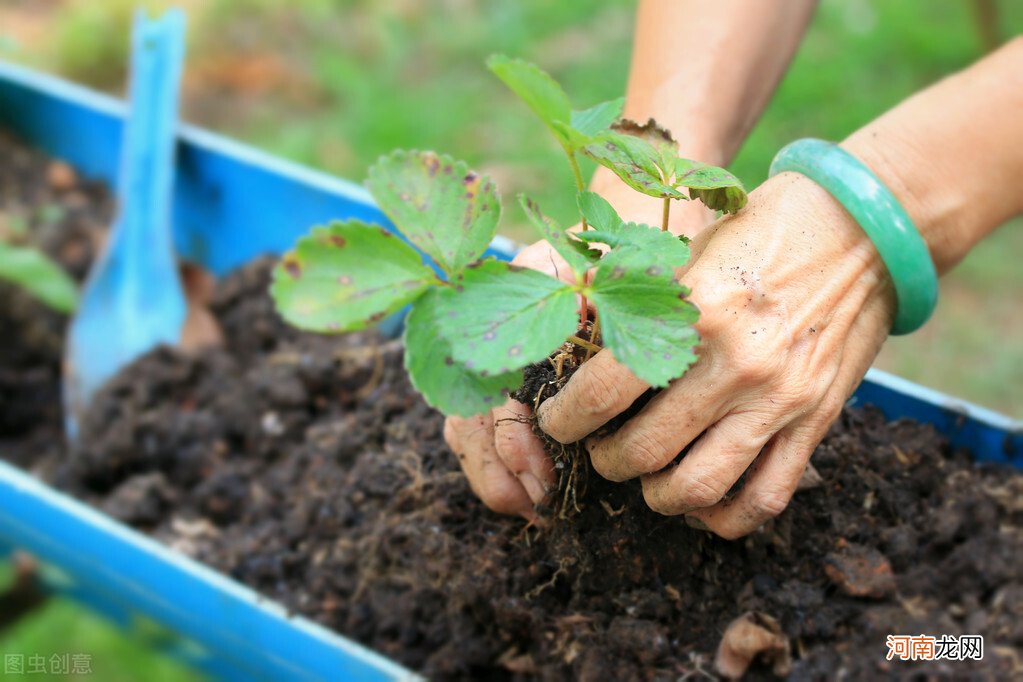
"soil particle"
823,541,897,599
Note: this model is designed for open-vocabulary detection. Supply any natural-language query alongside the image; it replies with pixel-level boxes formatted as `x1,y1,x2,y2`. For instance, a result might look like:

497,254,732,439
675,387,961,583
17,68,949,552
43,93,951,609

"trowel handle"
114,8,186,269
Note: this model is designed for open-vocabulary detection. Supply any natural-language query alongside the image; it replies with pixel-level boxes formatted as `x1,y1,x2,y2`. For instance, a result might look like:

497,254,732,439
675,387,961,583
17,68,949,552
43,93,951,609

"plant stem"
566,149,590,231
584,313,601,362
568,334,602,354
567,149,586,193
661,196,671,232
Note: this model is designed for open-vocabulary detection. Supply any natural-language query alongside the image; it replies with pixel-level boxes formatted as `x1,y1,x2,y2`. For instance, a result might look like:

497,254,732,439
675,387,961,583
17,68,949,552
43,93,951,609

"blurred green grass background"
0,0,1019,677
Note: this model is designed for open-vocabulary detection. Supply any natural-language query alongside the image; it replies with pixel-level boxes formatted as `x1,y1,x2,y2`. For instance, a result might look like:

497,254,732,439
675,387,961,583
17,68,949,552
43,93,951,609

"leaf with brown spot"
588,252,699,387
432,259,578,375
582,132,686,200
674,158,748,213
270,221,435,333
366,150,500,275
612,118,678,174
577,222,690,276
404,288,521,417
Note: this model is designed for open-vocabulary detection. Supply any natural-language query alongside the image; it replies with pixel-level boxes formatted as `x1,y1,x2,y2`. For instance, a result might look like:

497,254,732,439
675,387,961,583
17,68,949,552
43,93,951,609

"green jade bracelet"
769,138,938,335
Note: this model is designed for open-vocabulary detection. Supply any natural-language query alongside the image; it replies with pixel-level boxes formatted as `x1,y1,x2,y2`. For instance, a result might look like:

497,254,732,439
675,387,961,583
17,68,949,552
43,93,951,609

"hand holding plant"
272,55,747,521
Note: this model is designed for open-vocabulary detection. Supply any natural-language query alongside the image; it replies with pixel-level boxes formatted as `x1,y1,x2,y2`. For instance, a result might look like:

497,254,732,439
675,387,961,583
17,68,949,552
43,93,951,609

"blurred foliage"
0,561,199,681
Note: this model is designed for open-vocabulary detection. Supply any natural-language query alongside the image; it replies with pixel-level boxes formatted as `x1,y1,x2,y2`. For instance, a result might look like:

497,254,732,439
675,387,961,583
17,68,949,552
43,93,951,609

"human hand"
444,188,716,519
536,172,897,537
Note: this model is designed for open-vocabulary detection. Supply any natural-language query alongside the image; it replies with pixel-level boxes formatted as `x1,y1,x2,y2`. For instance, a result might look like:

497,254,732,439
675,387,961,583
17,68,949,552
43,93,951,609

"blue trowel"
64,9,188,438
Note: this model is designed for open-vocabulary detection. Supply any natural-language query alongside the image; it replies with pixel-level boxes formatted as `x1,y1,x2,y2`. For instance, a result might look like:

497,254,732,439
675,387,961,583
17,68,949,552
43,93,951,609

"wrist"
840,131,962,275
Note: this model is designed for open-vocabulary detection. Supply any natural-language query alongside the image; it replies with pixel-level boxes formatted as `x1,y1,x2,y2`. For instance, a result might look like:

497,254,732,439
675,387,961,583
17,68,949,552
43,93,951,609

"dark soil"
3,135,1022,680
0,131,111,464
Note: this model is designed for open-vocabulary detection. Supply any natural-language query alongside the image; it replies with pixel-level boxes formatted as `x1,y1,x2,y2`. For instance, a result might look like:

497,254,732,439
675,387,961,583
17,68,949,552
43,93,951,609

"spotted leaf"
588,258,700,387
583,132,686,200
271,221,436,332
404,289,522,417
365,150,500,275
577,222,690,276
674,158,748,213
434,258,579,375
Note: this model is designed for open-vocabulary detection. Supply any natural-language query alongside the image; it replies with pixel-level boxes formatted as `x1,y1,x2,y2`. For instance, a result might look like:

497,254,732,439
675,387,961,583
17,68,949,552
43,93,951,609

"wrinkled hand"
537,173,896,537
444,194,714,519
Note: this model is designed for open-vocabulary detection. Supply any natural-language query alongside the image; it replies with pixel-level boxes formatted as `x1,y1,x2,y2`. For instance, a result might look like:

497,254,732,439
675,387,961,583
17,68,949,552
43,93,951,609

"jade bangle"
769,138,938,335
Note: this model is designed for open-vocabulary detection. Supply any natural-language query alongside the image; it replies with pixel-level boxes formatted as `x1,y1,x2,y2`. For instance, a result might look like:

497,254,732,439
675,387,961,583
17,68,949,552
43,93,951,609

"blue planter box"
0,59,1020,681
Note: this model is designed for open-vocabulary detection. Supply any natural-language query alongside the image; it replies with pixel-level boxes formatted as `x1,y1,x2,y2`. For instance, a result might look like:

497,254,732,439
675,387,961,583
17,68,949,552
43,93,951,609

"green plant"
0,219,77,313
271,57,747,417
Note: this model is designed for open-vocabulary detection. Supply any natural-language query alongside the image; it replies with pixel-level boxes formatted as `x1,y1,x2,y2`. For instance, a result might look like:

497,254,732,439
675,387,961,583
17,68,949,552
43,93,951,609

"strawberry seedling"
271,57,748,418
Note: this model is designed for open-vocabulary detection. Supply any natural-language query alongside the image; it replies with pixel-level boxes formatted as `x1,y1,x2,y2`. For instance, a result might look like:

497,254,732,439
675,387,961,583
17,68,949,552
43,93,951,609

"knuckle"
642,482,679,516
620,430,673,477
694,304,727,337
678,470,731,510
730,345,781,386
578,371,626,424
750,486,791,519
774,376,820,412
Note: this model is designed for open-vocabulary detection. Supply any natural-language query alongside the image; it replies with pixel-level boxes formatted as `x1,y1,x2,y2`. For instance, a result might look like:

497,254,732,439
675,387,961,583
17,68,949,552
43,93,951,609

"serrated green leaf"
271,221,436,332
613,118,678,176
519,195,598,278
570,97,625,137
673,158,748,213
578,222,690,277
577,191,624,232
487,55,572,143
588,260,700,387
434,258,579,375
365,150,500,274
405,288,522,417
583,132,686,200
0,242,77,312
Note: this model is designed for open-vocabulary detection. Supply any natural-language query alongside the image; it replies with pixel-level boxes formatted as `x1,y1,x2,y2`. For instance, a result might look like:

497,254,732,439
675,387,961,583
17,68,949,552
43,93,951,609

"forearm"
843,37,1023,275
591,0,816,227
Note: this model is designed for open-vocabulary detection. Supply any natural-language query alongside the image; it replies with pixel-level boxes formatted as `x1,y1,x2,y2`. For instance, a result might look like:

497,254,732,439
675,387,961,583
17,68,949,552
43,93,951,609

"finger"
583,358,730,481
685,296,889,538
685,420,821,539
493,399,555,504
536,349,649,444
446,414,534,518
640,407,785,516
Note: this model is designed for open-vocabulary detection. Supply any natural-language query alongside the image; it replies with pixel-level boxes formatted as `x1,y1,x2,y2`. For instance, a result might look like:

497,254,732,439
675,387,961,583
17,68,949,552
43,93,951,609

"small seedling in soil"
0,218,77,313
272,56,747,510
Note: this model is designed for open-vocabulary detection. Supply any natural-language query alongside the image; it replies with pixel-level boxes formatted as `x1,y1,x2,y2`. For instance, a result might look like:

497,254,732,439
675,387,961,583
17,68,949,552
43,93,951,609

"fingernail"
685,516,710,532
517,472,548,504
